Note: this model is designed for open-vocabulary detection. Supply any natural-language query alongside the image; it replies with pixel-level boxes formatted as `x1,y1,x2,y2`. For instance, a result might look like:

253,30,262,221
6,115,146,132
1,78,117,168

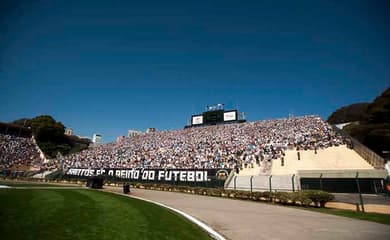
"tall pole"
356,172,365,213
250,176,253,193
292,174,295,192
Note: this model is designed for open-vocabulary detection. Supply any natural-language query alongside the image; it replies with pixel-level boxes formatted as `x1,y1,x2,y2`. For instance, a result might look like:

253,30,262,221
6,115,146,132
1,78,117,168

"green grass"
0,180,73,187
0,189,211,240
307,207,390,225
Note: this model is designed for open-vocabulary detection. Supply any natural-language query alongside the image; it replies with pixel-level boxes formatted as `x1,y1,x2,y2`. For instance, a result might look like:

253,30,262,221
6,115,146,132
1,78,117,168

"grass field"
0,188,211,240
0,180,76,187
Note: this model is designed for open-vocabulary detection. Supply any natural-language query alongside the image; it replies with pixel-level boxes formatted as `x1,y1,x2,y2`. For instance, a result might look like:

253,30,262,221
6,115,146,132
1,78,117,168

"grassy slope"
309,208,390,225
0,189,211,240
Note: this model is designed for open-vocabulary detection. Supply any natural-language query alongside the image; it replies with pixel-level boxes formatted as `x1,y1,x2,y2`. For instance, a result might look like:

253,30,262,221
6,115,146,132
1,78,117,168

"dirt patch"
327,202,390,214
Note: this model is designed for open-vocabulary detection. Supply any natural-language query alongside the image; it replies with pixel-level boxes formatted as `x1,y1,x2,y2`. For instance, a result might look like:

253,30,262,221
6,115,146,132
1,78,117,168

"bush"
303,190,334,208
261,191,274,201
209,188,222,197
289,191,300,204
236,191,251,200
251,192,262,201
111,182,334,208
288,191,312,207
274,192,290,204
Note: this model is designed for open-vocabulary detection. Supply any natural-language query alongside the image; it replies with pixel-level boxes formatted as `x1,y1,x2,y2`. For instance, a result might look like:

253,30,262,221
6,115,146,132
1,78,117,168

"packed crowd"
0,133,41,169
63,116,345,169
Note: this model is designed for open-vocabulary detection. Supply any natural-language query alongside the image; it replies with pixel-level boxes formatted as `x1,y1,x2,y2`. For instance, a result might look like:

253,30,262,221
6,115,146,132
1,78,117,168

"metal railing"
227,174,299,192
332,126,385,169
351,138,385,169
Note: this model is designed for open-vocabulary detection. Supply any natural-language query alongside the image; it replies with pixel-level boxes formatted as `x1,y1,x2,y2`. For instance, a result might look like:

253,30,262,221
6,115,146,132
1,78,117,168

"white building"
65,128,73,136
146,127,156,133
128,129,143,138
92,133,102,144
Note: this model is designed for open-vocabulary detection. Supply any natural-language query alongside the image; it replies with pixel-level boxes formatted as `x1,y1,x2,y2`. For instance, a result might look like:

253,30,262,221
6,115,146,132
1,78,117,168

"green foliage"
274,191,290,204
127,182,334,208
289,191,301,204
11,118,31,126
31,116,65,141
344,123,390,154
302,190,335,208
235,190,251,200
328,88,390,156
0,122,32,137
11,115,90,158
273,191,333,207
343,123,371,143
250,192,263,201
327,103,369,124
12,115,65,141
366,88,390,124
365,126,390,154
261,191,273,200
280,191,313,207
61,135,91,155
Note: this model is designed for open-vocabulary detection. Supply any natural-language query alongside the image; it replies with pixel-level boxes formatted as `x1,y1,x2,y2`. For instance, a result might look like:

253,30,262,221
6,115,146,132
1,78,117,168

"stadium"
1,102,390,240
1,1,390,239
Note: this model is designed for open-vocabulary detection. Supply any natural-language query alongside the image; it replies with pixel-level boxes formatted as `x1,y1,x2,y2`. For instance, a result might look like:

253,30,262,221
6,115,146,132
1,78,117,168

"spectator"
62,116,345,171
0,133,41,169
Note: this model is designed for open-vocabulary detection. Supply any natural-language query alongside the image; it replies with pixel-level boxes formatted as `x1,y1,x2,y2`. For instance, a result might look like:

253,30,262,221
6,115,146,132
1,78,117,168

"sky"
0,0,389,143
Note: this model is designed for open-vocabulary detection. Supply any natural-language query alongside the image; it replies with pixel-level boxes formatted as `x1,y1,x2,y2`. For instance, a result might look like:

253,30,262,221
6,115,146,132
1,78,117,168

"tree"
327,103,369,124
366,88,390,124
14,115,65,143
12,115,89,158
328,88,390,156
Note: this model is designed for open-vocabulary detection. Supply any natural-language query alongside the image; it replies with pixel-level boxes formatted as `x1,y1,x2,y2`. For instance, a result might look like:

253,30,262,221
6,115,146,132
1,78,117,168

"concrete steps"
271,145,374,175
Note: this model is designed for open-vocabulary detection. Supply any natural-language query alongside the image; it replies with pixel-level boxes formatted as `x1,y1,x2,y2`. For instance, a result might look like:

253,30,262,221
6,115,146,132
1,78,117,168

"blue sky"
0,0,389,143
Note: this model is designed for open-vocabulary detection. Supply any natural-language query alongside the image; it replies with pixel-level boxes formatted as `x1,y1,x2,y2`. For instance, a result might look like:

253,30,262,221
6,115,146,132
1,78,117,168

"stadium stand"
62,116,348,170
271,145,374,175
0,133,41,169
2,115,387,193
